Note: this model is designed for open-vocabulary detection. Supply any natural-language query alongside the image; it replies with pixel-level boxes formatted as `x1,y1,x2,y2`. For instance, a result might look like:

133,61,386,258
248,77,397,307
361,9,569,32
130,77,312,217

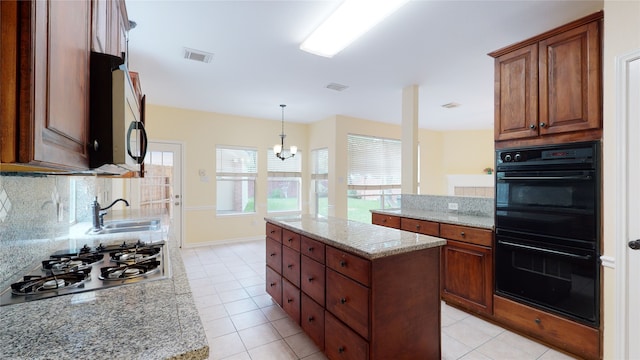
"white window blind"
311,148,328,179
216,146,257,215
347,134,401,188
267,149,302,213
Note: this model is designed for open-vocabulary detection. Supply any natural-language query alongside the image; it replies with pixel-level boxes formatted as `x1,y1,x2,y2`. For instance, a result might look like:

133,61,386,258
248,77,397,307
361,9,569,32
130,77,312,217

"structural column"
401,85,419,194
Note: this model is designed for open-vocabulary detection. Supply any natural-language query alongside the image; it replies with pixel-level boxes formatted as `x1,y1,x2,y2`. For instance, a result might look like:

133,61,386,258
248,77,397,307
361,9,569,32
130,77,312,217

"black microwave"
89,51,147,171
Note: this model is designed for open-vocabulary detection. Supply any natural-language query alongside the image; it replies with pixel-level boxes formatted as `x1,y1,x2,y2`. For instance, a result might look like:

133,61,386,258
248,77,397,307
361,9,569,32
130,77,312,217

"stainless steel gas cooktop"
0,239,168,306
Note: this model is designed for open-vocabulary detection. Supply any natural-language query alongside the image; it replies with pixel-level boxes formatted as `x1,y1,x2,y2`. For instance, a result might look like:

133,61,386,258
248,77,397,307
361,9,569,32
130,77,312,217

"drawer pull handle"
308,277,314,282
287,264,293,269
270,230,276,234
308,316,314,322
339,260,346,267
270,282,276,287
340,297,347,304
416,225,421,229
338,347,345,354
308,247,314,252
460,231,465,237
287,298,293,303
288,238,293,242
382,218,387,222
270,253,276,257
535,318,541,324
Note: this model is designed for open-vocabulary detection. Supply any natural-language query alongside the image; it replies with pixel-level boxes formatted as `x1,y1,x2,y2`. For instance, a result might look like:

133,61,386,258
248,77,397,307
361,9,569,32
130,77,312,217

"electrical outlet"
448,203,459,211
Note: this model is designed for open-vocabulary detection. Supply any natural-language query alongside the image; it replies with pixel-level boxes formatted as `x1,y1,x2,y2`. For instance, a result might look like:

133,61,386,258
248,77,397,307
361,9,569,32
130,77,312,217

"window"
347,134,401,223
267,150,302,213
216,146,257,215
311,148,329,217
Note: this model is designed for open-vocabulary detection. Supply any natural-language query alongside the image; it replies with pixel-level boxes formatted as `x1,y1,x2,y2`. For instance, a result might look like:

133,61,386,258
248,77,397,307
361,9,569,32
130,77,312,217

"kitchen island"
264,215,446,360
0,214,209,360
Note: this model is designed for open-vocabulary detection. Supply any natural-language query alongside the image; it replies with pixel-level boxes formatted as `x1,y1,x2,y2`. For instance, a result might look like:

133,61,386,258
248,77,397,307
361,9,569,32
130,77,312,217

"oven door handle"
499,175,592,181
498,240,593,260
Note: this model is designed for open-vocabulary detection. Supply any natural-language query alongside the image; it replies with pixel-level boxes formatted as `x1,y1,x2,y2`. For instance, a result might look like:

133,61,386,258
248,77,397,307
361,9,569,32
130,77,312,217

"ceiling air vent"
441,102,461,109
326,82,349,91
183,47,213,63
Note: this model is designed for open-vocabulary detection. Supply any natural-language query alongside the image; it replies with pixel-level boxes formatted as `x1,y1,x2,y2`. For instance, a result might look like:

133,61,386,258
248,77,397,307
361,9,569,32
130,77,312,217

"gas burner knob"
514,153,522,162
504,154,512,162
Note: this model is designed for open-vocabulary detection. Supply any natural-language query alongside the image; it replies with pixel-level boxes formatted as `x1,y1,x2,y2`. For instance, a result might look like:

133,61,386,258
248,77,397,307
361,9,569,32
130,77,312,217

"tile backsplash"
0,174,113,290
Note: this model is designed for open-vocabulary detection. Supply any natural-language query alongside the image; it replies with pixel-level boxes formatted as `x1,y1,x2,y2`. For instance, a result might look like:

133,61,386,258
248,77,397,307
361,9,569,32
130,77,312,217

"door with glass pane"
141,142,183,246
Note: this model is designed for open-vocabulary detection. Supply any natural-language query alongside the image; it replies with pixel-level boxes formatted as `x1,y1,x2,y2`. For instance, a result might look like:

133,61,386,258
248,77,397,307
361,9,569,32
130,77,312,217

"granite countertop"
265,215,446,259
371,208,494,230
0,214,209,360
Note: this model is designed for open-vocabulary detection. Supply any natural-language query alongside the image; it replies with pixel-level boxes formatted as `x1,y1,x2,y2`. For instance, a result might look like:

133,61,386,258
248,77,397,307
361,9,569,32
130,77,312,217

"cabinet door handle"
535,318,541,324
339,260,346,267
270,253,276,257
416,224,421,230
287,238,293,243
287,298,293,303
307,247,314,252
340,297,347,304
460,231,465,237
308,277,314,282
539,122,546,128
287,264,293,269
270,230,276,234
308,316,314,322
530,124,536,129
338,347,345,353
270,282,276,287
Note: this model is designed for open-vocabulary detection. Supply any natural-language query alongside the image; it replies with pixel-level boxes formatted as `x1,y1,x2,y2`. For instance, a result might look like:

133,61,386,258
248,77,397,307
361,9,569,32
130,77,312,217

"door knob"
629,239,640,250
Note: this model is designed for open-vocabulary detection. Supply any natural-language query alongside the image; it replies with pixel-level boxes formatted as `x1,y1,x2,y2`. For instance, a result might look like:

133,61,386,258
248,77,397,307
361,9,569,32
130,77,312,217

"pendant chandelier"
273,104,297,161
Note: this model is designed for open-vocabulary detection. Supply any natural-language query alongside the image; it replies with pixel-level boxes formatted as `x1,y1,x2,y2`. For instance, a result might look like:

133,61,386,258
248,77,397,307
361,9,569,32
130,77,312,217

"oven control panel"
497,141,598,168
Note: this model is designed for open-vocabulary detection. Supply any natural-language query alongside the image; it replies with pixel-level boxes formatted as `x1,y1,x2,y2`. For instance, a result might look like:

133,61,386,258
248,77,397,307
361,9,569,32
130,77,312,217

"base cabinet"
494,295,600,360
266,221,442,360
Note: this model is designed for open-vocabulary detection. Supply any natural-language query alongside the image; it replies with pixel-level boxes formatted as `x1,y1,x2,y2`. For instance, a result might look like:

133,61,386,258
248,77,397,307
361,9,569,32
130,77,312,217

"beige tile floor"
181,239,577,360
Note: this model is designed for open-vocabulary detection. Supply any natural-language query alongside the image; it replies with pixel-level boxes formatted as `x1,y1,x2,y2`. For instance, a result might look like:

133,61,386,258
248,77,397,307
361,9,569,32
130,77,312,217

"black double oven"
494,141,600,327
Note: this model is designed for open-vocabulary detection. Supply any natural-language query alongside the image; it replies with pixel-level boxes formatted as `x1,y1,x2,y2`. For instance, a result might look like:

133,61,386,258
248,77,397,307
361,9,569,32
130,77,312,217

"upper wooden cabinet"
1,0,91,170
490,11,603,148
92,0,129,59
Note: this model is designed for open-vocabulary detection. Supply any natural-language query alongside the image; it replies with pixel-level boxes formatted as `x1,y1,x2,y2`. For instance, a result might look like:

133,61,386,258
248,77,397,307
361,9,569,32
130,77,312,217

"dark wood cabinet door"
266,223,282,243
539,21,601,136
301,236,325,264
266,237,282,274
326,269,370,340
283,229,301,251
441,240,493,315
371,213,400,229
23,0,90,169
301,294,325,350
266,266,282,306
494,43,539,141
325,312,368,360
282,246,301,288
282,279,301,325
301,255,325,306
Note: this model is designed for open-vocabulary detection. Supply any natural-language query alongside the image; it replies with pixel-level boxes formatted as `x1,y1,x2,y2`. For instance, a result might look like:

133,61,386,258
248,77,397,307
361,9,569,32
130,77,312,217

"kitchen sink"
87,218,161,235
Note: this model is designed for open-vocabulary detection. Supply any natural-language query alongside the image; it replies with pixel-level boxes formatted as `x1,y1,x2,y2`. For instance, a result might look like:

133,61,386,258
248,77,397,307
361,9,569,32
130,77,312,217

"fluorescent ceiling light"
300,0,410,58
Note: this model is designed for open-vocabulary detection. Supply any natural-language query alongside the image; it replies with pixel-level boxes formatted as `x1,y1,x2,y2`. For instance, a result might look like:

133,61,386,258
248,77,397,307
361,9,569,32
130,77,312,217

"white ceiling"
125,0,603,131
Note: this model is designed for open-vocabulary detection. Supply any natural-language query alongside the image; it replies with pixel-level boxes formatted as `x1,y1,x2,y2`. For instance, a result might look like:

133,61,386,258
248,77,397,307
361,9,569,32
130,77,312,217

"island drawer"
282,278,301,324
325,312,369,360
282,245,300,287
302,293,325,350
326,246,371,286
371,213,400,229
440,224,493,247
266,223,282,243
301,236,325,264
283,229,301,251
266,266,282,306
400,218,440,236
266,237,282,273
326,268,370,340
301,255,325,306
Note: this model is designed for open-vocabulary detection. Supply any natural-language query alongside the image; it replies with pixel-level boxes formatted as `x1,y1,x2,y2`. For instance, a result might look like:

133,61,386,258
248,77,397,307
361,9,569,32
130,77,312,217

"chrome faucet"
91,197,130,231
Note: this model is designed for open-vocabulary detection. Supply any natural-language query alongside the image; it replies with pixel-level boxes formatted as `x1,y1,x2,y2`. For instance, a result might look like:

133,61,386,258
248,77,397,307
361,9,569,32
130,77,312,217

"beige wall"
145,104,309,245
602,1,640,358
145,104,494,246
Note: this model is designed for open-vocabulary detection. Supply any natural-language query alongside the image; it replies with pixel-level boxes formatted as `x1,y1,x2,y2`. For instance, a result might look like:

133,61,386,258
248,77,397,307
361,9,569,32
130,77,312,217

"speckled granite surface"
265,215,446,259
0,219,209,360
371,208,494,230
371,194,495,230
